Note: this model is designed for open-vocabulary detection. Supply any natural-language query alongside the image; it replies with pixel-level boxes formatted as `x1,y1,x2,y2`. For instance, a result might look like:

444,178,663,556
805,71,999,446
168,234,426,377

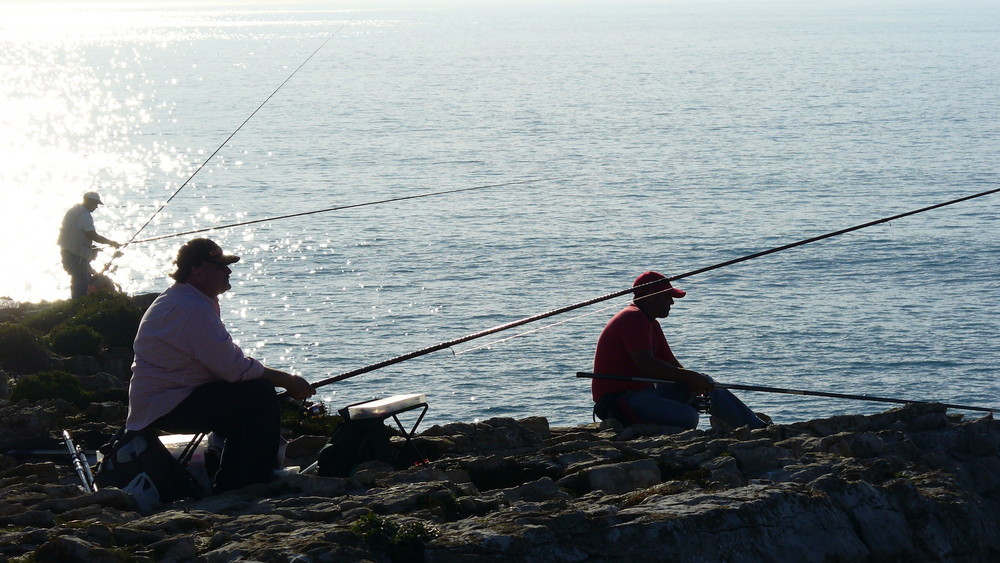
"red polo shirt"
592,303,678,401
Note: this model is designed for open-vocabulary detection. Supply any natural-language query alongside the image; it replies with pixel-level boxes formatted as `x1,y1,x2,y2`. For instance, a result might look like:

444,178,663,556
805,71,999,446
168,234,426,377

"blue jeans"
624,382,766,430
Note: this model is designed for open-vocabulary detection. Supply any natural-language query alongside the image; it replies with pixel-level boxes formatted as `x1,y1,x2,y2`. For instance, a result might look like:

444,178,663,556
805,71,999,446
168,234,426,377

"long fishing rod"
661,185,1000,286
130,177,569,244
104,16,354,272
575,372,999,414
310,186,999,390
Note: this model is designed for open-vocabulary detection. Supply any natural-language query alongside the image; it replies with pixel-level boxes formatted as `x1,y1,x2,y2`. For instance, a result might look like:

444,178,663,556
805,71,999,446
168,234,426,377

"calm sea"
2,0,997,427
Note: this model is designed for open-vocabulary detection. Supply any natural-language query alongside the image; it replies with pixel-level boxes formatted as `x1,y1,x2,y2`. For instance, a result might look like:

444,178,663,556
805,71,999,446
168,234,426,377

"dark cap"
174,238,240,272
632,271,686,299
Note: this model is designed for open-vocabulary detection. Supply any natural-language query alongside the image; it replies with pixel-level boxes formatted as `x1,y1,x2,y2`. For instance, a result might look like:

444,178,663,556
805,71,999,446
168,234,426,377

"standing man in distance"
126,238,315,493
58,191,121,299
592,271,768,431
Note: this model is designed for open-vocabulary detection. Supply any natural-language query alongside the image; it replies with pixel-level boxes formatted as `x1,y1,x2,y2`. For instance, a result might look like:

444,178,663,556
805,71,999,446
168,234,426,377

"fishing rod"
575,372,1000,414
102,16,354,273
310,186,1000,390
63,430,98,493
130,177,569,244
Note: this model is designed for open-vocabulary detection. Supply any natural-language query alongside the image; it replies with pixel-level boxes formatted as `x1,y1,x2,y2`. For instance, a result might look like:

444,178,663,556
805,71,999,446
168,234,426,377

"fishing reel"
692,394,712,413
300,402,327,418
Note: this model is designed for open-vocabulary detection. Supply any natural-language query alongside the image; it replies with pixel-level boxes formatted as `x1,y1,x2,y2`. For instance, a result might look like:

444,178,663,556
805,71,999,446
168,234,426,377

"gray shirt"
57,204,96,259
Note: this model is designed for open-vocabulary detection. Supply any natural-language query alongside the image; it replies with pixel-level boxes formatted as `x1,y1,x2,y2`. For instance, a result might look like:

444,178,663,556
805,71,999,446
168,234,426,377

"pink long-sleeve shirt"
125,283,265,431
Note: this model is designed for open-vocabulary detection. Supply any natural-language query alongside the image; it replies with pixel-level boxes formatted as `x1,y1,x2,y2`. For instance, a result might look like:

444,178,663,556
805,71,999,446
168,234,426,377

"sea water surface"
1,0,998,427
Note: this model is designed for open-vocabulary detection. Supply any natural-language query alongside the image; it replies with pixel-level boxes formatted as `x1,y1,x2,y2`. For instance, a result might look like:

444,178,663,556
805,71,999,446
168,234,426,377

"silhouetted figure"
57,192,120,299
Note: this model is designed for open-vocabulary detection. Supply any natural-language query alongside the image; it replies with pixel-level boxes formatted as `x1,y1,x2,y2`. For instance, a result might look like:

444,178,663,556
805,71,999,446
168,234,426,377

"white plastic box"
346,393,427,419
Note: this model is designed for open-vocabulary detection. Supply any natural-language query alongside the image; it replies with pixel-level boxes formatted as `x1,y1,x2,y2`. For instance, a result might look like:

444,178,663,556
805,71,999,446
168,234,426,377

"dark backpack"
316,418,395,478
95,428,205,512
593,392,640,425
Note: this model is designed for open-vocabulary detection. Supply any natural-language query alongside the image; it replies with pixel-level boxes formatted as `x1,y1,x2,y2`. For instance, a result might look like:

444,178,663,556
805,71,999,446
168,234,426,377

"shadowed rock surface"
1,393,998,562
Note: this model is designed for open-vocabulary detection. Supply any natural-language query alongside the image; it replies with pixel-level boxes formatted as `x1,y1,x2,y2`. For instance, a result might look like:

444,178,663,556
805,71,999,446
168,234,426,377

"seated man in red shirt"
592,271,768,430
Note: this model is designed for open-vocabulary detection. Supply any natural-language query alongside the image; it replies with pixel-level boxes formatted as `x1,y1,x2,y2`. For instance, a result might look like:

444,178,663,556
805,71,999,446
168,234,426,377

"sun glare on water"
0,1,359,304
0,3,216,303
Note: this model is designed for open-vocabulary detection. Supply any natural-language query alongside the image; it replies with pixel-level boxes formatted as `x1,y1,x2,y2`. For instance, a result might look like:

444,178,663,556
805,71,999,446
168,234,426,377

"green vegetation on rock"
71,293,142,349
20,300,79,334
352,511,439,563
10,370,91,408
0,323,52,374
49,323,103,357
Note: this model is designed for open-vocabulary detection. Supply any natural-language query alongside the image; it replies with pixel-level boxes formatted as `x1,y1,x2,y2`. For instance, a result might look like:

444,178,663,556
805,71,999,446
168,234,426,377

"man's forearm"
262,367,295,388
632,353,713,392
87,231,118,246
262,367,316,400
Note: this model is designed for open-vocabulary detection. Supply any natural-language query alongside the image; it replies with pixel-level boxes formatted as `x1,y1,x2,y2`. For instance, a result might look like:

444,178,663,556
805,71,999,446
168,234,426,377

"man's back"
127,282,264,431
58,203,94,259
592,304,679,400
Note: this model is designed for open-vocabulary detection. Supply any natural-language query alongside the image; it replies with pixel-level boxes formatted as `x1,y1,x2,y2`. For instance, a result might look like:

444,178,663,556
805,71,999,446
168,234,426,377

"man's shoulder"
163,283,209,300
610,304,647,322
63,204,87,219
149,284,209,312
603,304,653,333
141,286,218,335
69,205,94,227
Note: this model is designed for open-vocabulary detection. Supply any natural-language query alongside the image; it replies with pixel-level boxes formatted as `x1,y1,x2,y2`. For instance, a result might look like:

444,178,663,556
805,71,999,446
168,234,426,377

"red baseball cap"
632,271,686,299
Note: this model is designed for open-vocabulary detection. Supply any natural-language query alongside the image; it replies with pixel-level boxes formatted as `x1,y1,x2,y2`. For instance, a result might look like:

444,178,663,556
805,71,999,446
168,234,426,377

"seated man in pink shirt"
592,271,768,431
126,238,315,493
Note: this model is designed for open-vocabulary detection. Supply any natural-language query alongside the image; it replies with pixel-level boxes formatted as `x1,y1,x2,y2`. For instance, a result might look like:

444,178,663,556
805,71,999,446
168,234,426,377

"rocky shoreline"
1,296,999,562
2,393,999,561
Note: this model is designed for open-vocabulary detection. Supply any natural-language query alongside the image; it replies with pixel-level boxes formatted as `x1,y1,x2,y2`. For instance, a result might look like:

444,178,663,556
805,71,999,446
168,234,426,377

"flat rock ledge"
2,403,999,563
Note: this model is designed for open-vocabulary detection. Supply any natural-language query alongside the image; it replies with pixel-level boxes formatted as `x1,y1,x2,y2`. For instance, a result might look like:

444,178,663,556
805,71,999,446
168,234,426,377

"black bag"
316,418,395,478
593,391,629,422
95,428,205,512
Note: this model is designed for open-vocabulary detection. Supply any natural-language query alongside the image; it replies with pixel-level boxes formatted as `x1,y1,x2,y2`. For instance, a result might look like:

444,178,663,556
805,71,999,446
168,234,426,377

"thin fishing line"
453,300,621,355
119,16,355,252
310,185,999,389
130,176,573,244
575,372,1000,413
665,186,1000,286
455,261,795,355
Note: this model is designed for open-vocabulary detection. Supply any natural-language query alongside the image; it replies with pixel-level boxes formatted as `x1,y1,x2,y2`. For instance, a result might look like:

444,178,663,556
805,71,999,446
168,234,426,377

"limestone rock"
0,402,998,562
